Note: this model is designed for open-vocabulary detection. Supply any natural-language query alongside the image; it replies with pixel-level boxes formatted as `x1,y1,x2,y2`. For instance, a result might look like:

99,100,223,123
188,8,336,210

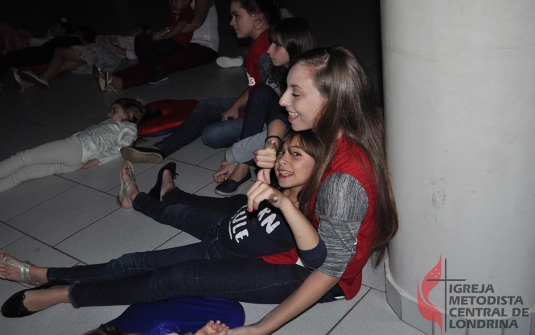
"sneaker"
19,70,49,88
147,71,169,85
216,56,244,68
8,68,24,92
120,146,167,163
214,170,252,196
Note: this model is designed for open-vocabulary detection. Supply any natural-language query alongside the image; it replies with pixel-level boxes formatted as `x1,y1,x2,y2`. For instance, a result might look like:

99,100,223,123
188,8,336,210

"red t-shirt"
165,5,194,47
244,28,270,91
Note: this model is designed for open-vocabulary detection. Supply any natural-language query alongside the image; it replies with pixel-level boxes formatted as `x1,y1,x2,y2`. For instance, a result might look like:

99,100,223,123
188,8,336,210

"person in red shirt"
133,0,195,84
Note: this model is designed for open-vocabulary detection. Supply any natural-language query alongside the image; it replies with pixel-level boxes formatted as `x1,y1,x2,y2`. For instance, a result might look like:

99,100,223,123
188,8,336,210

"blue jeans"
239,85,287,140
47,191,340,307
155,98,243,155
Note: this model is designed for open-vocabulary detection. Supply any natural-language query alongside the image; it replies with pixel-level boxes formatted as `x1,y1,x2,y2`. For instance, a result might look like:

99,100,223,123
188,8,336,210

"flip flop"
117,161,136,208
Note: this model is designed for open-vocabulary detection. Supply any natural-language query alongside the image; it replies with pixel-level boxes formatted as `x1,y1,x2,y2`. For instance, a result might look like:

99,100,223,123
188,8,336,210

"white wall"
382,0,535,333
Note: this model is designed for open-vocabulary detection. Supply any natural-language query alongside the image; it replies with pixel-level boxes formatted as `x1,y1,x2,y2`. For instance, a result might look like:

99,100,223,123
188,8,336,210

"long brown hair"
294,46,398,266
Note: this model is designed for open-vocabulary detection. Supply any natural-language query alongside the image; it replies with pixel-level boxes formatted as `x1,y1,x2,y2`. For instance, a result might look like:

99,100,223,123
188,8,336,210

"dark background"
0,0,383,101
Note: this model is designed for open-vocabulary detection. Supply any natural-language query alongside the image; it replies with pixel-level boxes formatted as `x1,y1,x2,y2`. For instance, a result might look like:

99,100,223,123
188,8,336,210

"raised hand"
254,140,278,169
247,169,286,211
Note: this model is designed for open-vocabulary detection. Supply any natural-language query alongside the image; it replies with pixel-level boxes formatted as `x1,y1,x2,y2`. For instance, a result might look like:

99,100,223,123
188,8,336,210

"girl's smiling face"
279,63,326,131
267,36,290,68
230,1,257,39
108,104,132,122
275,137,316,191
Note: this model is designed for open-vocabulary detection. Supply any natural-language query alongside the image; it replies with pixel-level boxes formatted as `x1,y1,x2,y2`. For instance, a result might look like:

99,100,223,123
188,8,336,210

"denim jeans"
134,33,185,72
154,98,243,155
47,191,340,307
239,84,286,140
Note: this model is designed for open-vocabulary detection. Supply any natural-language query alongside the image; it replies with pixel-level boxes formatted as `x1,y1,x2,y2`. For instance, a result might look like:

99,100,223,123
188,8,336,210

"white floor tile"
0,221,24,248
331,289,425,335
54,209,180,264
7,185,118,245
0,175,76,221
168,137,225,165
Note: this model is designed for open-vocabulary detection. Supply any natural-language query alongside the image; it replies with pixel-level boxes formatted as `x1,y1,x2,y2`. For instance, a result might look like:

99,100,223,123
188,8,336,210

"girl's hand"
95,35,104,43
196,320,230,335
214,159,235,183
79,159,99,170
254,140,278,169
153,30,168,40
247,170,287,211
221,108,239,121
104,35,113,46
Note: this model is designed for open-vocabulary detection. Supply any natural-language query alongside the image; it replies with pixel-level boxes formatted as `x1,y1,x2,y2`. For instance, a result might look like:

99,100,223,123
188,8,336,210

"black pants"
0,36,81,76
134,34,185,72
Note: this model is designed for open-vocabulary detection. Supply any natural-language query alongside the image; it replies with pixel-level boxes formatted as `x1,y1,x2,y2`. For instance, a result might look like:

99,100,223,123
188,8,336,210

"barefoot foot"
160,169,176,200
22,285,69,312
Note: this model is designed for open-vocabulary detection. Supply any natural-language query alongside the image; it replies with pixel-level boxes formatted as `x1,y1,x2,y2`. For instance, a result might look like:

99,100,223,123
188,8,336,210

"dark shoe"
148,162,178,200
214,170,252,196
147,71,169,85
120,146,167,163
1,279,68,318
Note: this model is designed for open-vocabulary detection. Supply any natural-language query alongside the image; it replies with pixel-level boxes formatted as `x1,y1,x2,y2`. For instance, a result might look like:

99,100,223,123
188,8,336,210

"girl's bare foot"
119,164,139,209
0,252,49,284
110,74,123,90
160,169,176,200
22,285,70,312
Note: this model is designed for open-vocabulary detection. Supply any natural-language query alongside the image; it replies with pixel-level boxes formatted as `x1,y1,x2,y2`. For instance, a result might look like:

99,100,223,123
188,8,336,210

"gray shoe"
147,71,169,85
120,146,167,163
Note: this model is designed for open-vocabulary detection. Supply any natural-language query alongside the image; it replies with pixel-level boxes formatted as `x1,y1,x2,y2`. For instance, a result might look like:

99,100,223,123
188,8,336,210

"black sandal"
148,162,178,200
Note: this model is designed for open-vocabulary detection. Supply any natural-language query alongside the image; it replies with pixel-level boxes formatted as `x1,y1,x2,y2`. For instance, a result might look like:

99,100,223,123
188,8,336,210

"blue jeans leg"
68,257,335,307
240,85,284,140
161,187,247,215
133,192,229,240
201,117,244,149
47,239,219,285
154,98,235,156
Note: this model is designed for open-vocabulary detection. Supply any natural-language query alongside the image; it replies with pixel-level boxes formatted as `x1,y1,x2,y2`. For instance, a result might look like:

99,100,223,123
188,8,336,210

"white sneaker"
216,56,244,68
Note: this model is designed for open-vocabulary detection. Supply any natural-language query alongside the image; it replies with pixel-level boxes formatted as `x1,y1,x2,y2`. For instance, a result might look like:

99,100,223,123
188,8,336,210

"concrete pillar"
381,1,535,334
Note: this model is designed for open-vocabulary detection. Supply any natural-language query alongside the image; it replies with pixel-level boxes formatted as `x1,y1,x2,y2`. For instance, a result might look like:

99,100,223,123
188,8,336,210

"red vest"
261,137,377,300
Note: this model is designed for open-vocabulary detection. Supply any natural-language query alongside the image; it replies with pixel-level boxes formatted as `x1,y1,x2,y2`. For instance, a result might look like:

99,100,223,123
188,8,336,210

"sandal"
92,63,106,91
117,161,136,208
1,255,40,288
104,71,116,91
8,67,24,92
19,70,49,88
92,64,116,92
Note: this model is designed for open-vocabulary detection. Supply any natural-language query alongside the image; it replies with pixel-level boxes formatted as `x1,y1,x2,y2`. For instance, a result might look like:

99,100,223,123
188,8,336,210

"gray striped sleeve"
315,173,368,278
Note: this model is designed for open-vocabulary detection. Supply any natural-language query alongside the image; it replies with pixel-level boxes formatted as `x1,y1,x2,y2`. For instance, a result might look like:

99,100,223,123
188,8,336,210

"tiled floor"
0,64,424,335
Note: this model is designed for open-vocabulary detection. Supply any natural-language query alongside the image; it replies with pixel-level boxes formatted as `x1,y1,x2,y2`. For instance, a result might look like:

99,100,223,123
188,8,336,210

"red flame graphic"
417,255,443,334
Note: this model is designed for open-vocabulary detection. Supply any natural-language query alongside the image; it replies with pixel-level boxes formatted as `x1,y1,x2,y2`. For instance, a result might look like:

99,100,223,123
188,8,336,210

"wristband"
165,27,171,33
265,135,282,145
